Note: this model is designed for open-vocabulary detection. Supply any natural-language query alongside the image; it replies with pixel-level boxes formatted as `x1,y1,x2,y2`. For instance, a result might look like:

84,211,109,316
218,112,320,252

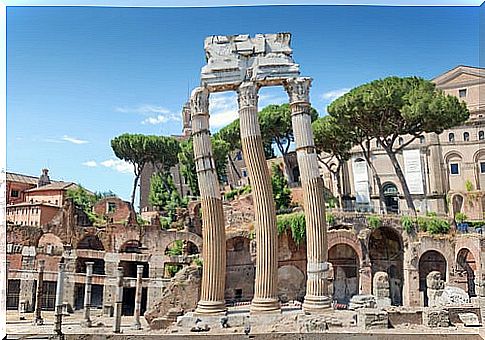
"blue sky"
6,5,480,206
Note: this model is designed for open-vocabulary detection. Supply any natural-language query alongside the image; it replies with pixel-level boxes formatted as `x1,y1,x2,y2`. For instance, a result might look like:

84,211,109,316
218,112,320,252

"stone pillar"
54,262,66,335
426,271,445,307
33,259,45,325
191,87,227,315
132,265,143,329
284,77,331,313
359,264,372,295
238,82,280,314
83,262,94,327
113,267,123,333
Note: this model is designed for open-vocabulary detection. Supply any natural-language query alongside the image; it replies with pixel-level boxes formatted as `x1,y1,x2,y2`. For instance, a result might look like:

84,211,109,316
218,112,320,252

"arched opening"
452,194,464,216
225,236,254,303
383,182,399,214
328,244,359,304
292,166,300,184
456,248,476,298
120,240,142,253
369,227,403,305
164,240,199,256
419,250,447,306
77,235,104,251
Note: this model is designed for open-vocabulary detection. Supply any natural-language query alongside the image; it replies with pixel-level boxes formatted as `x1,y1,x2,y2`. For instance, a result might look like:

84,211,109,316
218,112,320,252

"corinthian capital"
237,82,258,108
190,87,209,114
284,77,312,104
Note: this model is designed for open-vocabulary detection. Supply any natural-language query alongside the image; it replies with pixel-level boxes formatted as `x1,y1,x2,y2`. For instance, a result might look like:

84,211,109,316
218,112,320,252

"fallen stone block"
458,312,481,327
357,308,389,330
424,308,450,328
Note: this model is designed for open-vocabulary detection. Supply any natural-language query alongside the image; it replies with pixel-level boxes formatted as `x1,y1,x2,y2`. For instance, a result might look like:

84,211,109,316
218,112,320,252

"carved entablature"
190,87,209,114
284,77,312,104
201,33,300,92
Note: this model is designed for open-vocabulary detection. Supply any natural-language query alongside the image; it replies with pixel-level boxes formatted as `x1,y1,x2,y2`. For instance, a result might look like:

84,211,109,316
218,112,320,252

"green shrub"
159,216,171,229
401,216,414,233
426,211,437,217
426,218,450,235
166,240,184,256
224,185,252,201
326,212,335,225
465,179,474,192
366,215,382,229
417,217,428,232
276,212,306,245
454,212,468,223
192,256,203,267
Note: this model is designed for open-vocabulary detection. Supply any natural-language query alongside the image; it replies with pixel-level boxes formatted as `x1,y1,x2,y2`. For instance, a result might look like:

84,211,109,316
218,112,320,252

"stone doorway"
419,250,447,306
74,283,104,310
369,226,403,305
456,248,476,298
328,244,359,304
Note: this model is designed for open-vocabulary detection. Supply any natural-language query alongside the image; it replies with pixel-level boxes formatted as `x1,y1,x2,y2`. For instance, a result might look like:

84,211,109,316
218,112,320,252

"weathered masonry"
190,33,331,314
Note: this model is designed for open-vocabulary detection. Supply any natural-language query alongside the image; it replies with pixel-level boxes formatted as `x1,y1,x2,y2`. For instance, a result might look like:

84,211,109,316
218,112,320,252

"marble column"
191,87,227,315
132,265,143,329
33,259,45,325
83,262,94,327
238,81,280,314
54,262,66,335
285,77,331,313
113,267,123,333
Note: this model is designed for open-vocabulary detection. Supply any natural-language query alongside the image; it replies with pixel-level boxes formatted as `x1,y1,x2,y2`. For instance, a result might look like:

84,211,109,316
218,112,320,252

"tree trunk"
335,167,344,210
131,174,140,210
360,146,387,214
228,154,241,181
383,146,417,216
282,154,293,184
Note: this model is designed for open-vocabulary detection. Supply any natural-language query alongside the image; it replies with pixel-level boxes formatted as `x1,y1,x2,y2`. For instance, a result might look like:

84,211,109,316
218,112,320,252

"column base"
250,298,281,314
194,300,227,316
131,321,142,330
81,319,92,328
302,295,332,314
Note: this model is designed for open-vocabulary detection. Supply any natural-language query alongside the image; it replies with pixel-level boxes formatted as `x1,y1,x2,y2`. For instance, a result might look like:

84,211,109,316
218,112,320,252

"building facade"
323,66,485,219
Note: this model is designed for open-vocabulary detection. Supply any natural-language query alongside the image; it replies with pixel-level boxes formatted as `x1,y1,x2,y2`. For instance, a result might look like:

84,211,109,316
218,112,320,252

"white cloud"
100,159,133,174
62,135,89,145
321,88,351,102
209,92,239,129
82,160,97,167
116,104,180,125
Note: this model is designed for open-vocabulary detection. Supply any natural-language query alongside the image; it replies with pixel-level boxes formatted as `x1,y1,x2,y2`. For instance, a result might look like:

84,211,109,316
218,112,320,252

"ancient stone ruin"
191,32,330,315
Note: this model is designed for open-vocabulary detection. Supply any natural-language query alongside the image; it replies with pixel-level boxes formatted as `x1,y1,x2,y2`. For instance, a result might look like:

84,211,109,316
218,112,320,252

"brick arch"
327,230,362,264
455,238,481,267
160,230,203,254
38,233,64,247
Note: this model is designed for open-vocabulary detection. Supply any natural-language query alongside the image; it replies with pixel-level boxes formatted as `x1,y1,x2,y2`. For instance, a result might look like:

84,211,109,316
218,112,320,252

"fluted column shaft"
285,77,331,313
83,262,94,327
238,82,281,313
34,259,45,325
191,87,227,315
132,265,143,329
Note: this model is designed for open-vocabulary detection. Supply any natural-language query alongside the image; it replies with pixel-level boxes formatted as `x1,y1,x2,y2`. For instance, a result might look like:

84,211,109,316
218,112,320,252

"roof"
6,172,39,185
432,65,485,86
7,202,60,208
25,182,78,192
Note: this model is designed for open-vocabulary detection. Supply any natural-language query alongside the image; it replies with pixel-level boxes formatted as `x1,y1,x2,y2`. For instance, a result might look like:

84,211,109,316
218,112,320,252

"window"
242,169,248,177
459,89,467,98
448,133,455,143
450,163,460,175
107,202,116,213
236,151,243,161
480,162,485,174
10,190,19,198
479,131,484,141
55,200,58,205
398,137,403,146
464,132,470,141
419,136,425,144
376,140,380,148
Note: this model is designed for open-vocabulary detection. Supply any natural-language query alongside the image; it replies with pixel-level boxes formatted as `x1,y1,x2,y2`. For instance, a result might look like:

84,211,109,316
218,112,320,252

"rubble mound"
144,265,202,329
